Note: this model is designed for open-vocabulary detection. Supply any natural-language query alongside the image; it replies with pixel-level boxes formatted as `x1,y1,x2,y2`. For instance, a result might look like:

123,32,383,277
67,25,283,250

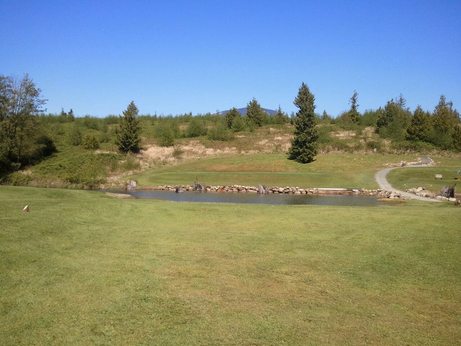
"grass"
133,152,423,189
1,186,460,345
387,155,461,193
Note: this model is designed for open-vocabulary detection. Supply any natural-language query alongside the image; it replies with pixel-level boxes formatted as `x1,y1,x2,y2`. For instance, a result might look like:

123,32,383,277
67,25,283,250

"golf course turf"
1,186,460,344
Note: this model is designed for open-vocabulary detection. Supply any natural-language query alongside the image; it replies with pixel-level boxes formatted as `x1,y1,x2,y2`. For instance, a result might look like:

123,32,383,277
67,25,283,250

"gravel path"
374,164,441,202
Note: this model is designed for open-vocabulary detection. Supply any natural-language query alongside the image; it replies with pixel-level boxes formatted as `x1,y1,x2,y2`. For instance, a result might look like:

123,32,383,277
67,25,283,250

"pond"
128,190,381,206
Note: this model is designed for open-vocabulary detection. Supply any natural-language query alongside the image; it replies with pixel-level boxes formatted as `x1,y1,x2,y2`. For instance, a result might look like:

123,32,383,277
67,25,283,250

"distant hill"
219,107,277,116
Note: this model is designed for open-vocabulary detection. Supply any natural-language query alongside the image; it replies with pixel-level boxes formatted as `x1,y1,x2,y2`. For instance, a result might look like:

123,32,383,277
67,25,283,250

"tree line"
1,74,460,177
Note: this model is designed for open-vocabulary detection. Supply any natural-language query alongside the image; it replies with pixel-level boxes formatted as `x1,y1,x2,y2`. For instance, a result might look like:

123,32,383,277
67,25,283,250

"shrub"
119,153,140,171
83,134,100,150
231,116,246,132
68,126,82,146
207,122,233,141
186,118,207,137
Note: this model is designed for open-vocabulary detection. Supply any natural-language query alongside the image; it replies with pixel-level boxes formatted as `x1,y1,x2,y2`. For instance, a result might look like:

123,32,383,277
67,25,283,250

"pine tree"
117,101,141,153
376,96,411,141
348,90,360,123
274,106,288,124
453,125,461,151
246,98,266,127
431,95,460,149
225,107,240,129
406,106,432,142
288,82,318,163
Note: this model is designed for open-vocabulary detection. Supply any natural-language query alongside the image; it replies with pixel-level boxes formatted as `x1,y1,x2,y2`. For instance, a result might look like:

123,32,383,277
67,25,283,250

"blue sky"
1,0,460,116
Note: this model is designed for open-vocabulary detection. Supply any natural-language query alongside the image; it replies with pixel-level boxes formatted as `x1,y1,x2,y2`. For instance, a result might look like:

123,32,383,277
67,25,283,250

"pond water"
128,190,381,206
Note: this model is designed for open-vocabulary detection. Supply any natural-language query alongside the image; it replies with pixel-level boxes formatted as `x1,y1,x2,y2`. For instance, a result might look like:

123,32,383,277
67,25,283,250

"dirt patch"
331,130,356,139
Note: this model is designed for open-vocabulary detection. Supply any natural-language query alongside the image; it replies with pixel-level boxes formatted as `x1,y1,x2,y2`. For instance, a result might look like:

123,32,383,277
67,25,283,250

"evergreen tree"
288,82,318,163
376,95,411,141
430,95,460,149
452,125,461,151
117,101,141,153
246,98,266,127
274,106,288,124
348,90,360,123
406,106,432,142
321,110,331,123
225,107,240,129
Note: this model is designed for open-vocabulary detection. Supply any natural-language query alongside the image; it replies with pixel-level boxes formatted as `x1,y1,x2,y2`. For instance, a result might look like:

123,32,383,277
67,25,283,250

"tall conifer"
288,83,318,163
117,101,141,153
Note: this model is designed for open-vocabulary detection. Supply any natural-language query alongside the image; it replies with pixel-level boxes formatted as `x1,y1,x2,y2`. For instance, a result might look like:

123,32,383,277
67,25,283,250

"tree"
274,106,288,124
376,95,411,141
430,95,460,149
225,107,240,129
0,74,53,174
288,82,318,163
246,98,266,127
348,90,360,123
116,101,141,153
453,125,461,151
320,110,332,123
406,106,432,142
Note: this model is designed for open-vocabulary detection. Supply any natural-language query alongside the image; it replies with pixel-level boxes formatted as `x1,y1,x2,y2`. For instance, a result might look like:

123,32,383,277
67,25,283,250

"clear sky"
1,0,460,117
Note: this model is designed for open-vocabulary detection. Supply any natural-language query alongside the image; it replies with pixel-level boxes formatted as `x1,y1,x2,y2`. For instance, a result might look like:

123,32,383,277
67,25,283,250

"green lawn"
1,186,460,345
133,152,422,189
388,166,461,194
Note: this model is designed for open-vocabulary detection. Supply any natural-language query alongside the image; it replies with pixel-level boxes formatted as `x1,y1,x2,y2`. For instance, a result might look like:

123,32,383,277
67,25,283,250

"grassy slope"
1,186,460,345
134,152,423,189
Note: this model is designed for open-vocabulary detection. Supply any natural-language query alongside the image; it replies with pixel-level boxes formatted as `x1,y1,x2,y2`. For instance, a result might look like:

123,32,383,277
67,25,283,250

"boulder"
126,180,137,191
257,185,267,194
440,185,455,198
435,174,443,180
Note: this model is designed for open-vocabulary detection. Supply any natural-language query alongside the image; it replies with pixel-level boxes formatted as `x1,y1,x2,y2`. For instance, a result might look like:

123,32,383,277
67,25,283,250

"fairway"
1,186,460,345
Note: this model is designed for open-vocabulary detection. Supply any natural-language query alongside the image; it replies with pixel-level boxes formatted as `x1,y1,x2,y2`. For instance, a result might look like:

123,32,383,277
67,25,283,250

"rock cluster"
406,186,436,198
148,184,386,196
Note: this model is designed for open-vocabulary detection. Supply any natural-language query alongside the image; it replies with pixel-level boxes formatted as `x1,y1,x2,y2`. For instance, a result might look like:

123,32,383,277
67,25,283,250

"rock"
126,180,137,191
440,185,455,198
257,185,267,194
22,205,30,212
416,187,424,192
448,198,457,202
435,174,443,180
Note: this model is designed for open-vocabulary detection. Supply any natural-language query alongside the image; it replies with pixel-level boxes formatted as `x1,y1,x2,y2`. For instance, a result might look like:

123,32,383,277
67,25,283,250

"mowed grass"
133,152,422,189
387,155,461,194
1,186,460,345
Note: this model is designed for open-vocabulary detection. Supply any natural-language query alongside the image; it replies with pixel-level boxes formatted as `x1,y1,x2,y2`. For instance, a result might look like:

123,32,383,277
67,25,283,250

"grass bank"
133,152,422,189
1,186,460,344
387,154,461,195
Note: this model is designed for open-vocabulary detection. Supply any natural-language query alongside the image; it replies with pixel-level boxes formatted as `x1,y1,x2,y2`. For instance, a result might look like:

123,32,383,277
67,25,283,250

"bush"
207,122,233,141
35,135,57,158
119,153,140,171
6,172,32,186
155,122,178,147
68,126,82,146
185,118,207,137
231,116,246,132
365,140,382,152
391,140,436,153
83,134,100,150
